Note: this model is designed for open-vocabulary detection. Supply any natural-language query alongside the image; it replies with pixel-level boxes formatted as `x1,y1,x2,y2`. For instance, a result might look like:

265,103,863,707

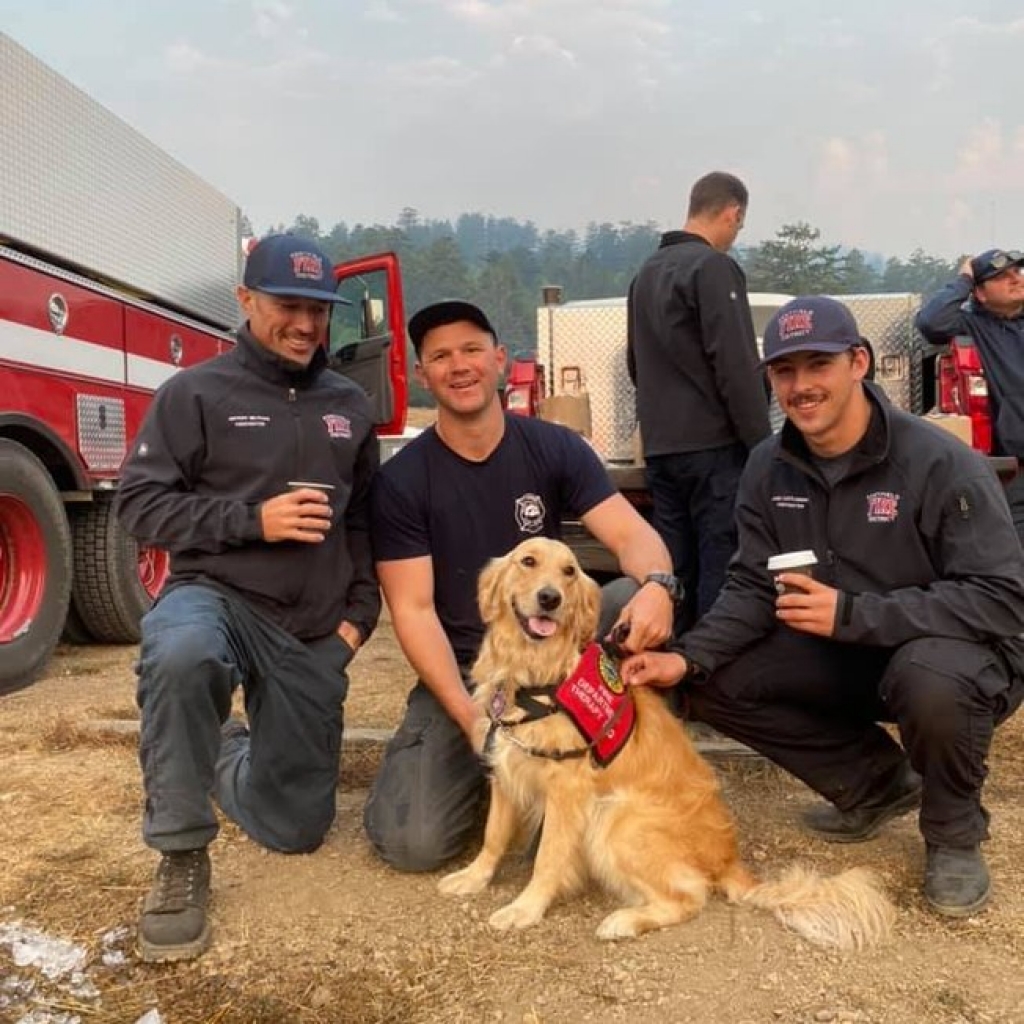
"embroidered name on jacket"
228,415,270,428
771,493,811,511
323,414,352,439
866,491,900,523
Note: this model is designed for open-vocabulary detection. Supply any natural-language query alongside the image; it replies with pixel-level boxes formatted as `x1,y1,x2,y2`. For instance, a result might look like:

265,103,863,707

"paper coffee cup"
766,550,818,594
287,480,335,493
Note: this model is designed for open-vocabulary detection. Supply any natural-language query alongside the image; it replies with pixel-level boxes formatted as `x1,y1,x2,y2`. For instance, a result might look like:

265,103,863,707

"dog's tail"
722,864,895,950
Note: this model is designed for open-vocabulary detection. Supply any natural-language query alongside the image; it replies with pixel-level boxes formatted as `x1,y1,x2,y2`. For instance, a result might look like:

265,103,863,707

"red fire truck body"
1,34,407,693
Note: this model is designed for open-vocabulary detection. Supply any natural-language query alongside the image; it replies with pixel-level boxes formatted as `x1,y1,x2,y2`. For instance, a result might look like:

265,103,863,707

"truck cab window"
328,268,395,425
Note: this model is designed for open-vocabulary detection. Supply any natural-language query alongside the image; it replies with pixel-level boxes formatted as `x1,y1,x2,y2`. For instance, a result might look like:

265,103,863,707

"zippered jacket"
116,326,381,641
627,230,771,456
916,275,1024,456
676,383,1024,678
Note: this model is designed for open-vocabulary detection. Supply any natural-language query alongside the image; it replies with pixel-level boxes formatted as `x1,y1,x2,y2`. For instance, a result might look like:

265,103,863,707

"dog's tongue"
529,616,558,637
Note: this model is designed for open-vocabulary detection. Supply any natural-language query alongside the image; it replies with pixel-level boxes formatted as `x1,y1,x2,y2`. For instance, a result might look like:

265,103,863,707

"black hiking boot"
802,764,922,844
138,848,212,962
924,844,991,917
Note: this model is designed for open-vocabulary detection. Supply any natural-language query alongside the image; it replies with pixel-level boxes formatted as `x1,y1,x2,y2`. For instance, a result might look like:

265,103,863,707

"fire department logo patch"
323,413,352,439
291,252,325,281
777,308,815,340
515,493,546,534
866,490,900,523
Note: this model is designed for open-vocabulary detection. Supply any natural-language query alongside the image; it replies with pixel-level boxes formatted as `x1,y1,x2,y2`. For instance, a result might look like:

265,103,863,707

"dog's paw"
595,910,642,941
489,900,545,931
438,867,490,897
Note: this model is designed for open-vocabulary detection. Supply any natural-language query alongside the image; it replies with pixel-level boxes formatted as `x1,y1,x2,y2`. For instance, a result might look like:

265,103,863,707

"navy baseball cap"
761,296,861,366
243,234,348,303
971,248,1024,285
408,299,497,355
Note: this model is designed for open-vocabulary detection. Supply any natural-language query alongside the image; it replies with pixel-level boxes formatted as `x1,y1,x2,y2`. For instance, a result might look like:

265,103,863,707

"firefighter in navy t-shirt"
364,300,677,872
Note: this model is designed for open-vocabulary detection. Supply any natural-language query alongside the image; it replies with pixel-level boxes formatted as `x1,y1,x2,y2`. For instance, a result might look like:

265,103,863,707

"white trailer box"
830,293,923,413
1,32,241,327
537,293,793,463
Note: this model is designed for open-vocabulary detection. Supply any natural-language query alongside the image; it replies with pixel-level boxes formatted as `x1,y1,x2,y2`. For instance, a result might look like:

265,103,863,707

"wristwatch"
642,572,683,603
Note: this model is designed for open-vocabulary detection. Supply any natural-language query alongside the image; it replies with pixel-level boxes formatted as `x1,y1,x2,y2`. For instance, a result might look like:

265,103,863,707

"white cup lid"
766,550,818,571
287,480,336,491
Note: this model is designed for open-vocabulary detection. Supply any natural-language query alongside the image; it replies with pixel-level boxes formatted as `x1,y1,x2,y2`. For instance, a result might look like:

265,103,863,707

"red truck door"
327,252,408,447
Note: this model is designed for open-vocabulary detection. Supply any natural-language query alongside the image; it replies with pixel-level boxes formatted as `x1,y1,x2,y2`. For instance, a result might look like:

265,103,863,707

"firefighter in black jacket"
117,234,381,962
627,171,770,630
624,296,1024,918
916,247,1024,544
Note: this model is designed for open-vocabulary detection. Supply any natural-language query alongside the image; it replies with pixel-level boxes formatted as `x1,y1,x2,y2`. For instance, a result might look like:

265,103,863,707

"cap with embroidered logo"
761,296,861,366
971,249,1024,285
243,234,347,303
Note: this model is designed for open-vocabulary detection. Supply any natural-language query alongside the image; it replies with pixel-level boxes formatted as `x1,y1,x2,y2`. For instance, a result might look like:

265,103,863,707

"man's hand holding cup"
261,481,335,543
768,550,839,637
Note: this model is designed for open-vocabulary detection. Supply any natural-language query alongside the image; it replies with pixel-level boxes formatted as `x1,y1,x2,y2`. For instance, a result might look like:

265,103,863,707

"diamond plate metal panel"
1,33,241,328
537,294,925,464
538,299,637,463
831,293,923,413
76,394,127,472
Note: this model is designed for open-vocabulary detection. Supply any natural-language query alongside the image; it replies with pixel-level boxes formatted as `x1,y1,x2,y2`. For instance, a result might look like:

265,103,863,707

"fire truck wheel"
70,500,166,644
0,439,73,695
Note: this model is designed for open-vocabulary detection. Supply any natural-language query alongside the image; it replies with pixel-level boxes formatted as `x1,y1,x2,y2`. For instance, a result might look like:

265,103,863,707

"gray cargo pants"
136,583,353,855
363,577,638,872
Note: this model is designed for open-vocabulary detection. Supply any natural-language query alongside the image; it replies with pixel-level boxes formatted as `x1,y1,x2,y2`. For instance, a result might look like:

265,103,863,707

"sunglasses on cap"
987,250,1024,272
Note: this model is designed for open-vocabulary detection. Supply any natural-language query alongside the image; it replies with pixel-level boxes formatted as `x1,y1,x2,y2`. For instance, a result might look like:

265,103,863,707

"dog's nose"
537,586,562,612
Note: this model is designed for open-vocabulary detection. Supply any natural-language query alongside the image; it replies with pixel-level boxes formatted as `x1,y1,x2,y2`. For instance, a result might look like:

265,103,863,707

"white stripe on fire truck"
0,319,177,390
125,353,178,391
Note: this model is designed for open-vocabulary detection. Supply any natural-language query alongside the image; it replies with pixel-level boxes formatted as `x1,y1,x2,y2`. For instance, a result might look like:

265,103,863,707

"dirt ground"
2,614,1024,1024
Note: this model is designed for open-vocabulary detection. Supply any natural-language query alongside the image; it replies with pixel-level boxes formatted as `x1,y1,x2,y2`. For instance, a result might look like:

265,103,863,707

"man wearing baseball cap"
623,295,1024,918
917,248,1024,543
117,234,380,961
365,298,677,873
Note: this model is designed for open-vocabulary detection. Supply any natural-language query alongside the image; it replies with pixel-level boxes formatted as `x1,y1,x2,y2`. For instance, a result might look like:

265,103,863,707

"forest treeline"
270,207,961,357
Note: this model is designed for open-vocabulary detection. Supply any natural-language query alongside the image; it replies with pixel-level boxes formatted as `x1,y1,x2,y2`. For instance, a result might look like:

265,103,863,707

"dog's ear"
477,554,508,625
569,571,602,646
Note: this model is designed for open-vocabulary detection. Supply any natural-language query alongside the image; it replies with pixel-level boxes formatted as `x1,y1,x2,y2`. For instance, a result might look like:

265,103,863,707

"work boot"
924,844,991,917
138,848,212,962
802,764,922,843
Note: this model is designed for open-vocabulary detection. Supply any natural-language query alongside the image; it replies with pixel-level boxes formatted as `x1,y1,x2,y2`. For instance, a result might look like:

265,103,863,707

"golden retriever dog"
438,537,894,948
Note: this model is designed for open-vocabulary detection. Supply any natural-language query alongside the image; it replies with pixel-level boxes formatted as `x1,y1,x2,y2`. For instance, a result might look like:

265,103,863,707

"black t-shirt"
371,415,616,665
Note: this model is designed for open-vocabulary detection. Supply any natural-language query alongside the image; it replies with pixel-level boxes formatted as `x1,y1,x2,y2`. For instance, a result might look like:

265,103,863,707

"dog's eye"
562,565,577,578
521,555,537,568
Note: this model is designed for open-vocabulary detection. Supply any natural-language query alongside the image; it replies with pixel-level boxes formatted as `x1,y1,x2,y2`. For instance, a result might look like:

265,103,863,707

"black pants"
645,442,747,631
686,628,1023,848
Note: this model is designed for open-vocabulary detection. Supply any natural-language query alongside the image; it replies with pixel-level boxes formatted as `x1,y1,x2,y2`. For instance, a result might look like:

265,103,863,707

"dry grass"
3,619,1024,1023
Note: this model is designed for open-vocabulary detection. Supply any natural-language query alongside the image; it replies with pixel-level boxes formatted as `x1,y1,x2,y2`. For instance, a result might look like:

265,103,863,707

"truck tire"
61,600,94,645
0,439,73,695
70,500,167,643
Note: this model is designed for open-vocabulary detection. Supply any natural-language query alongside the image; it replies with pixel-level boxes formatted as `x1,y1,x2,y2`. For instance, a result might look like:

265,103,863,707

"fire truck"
0,34,408,694
519,290,1013,573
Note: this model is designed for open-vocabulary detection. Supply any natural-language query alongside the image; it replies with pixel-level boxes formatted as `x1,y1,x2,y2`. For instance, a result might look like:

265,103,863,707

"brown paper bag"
538,393,592,437
923,412,972,447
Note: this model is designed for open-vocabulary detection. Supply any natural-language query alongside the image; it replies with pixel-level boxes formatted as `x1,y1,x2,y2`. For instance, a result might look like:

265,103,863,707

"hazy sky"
4,1,1022,259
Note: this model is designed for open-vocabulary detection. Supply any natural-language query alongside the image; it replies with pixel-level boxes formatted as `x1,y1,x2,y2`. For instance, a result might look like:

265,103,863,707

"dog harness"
484,685,588,762
482,639,637,767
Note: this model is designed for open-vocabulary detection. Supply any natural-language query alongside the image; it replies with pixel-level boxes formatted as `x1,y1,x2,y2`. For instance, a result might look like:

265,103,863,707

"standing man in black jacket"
624,296,1024,917
916,248,1024,544
627,170,770,629
117,234,380,962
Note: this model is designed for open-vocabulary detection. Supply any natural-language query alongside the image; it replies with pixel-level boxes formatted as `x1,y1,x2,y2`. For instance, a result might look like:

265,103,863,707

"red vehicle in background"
934,337,994,454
